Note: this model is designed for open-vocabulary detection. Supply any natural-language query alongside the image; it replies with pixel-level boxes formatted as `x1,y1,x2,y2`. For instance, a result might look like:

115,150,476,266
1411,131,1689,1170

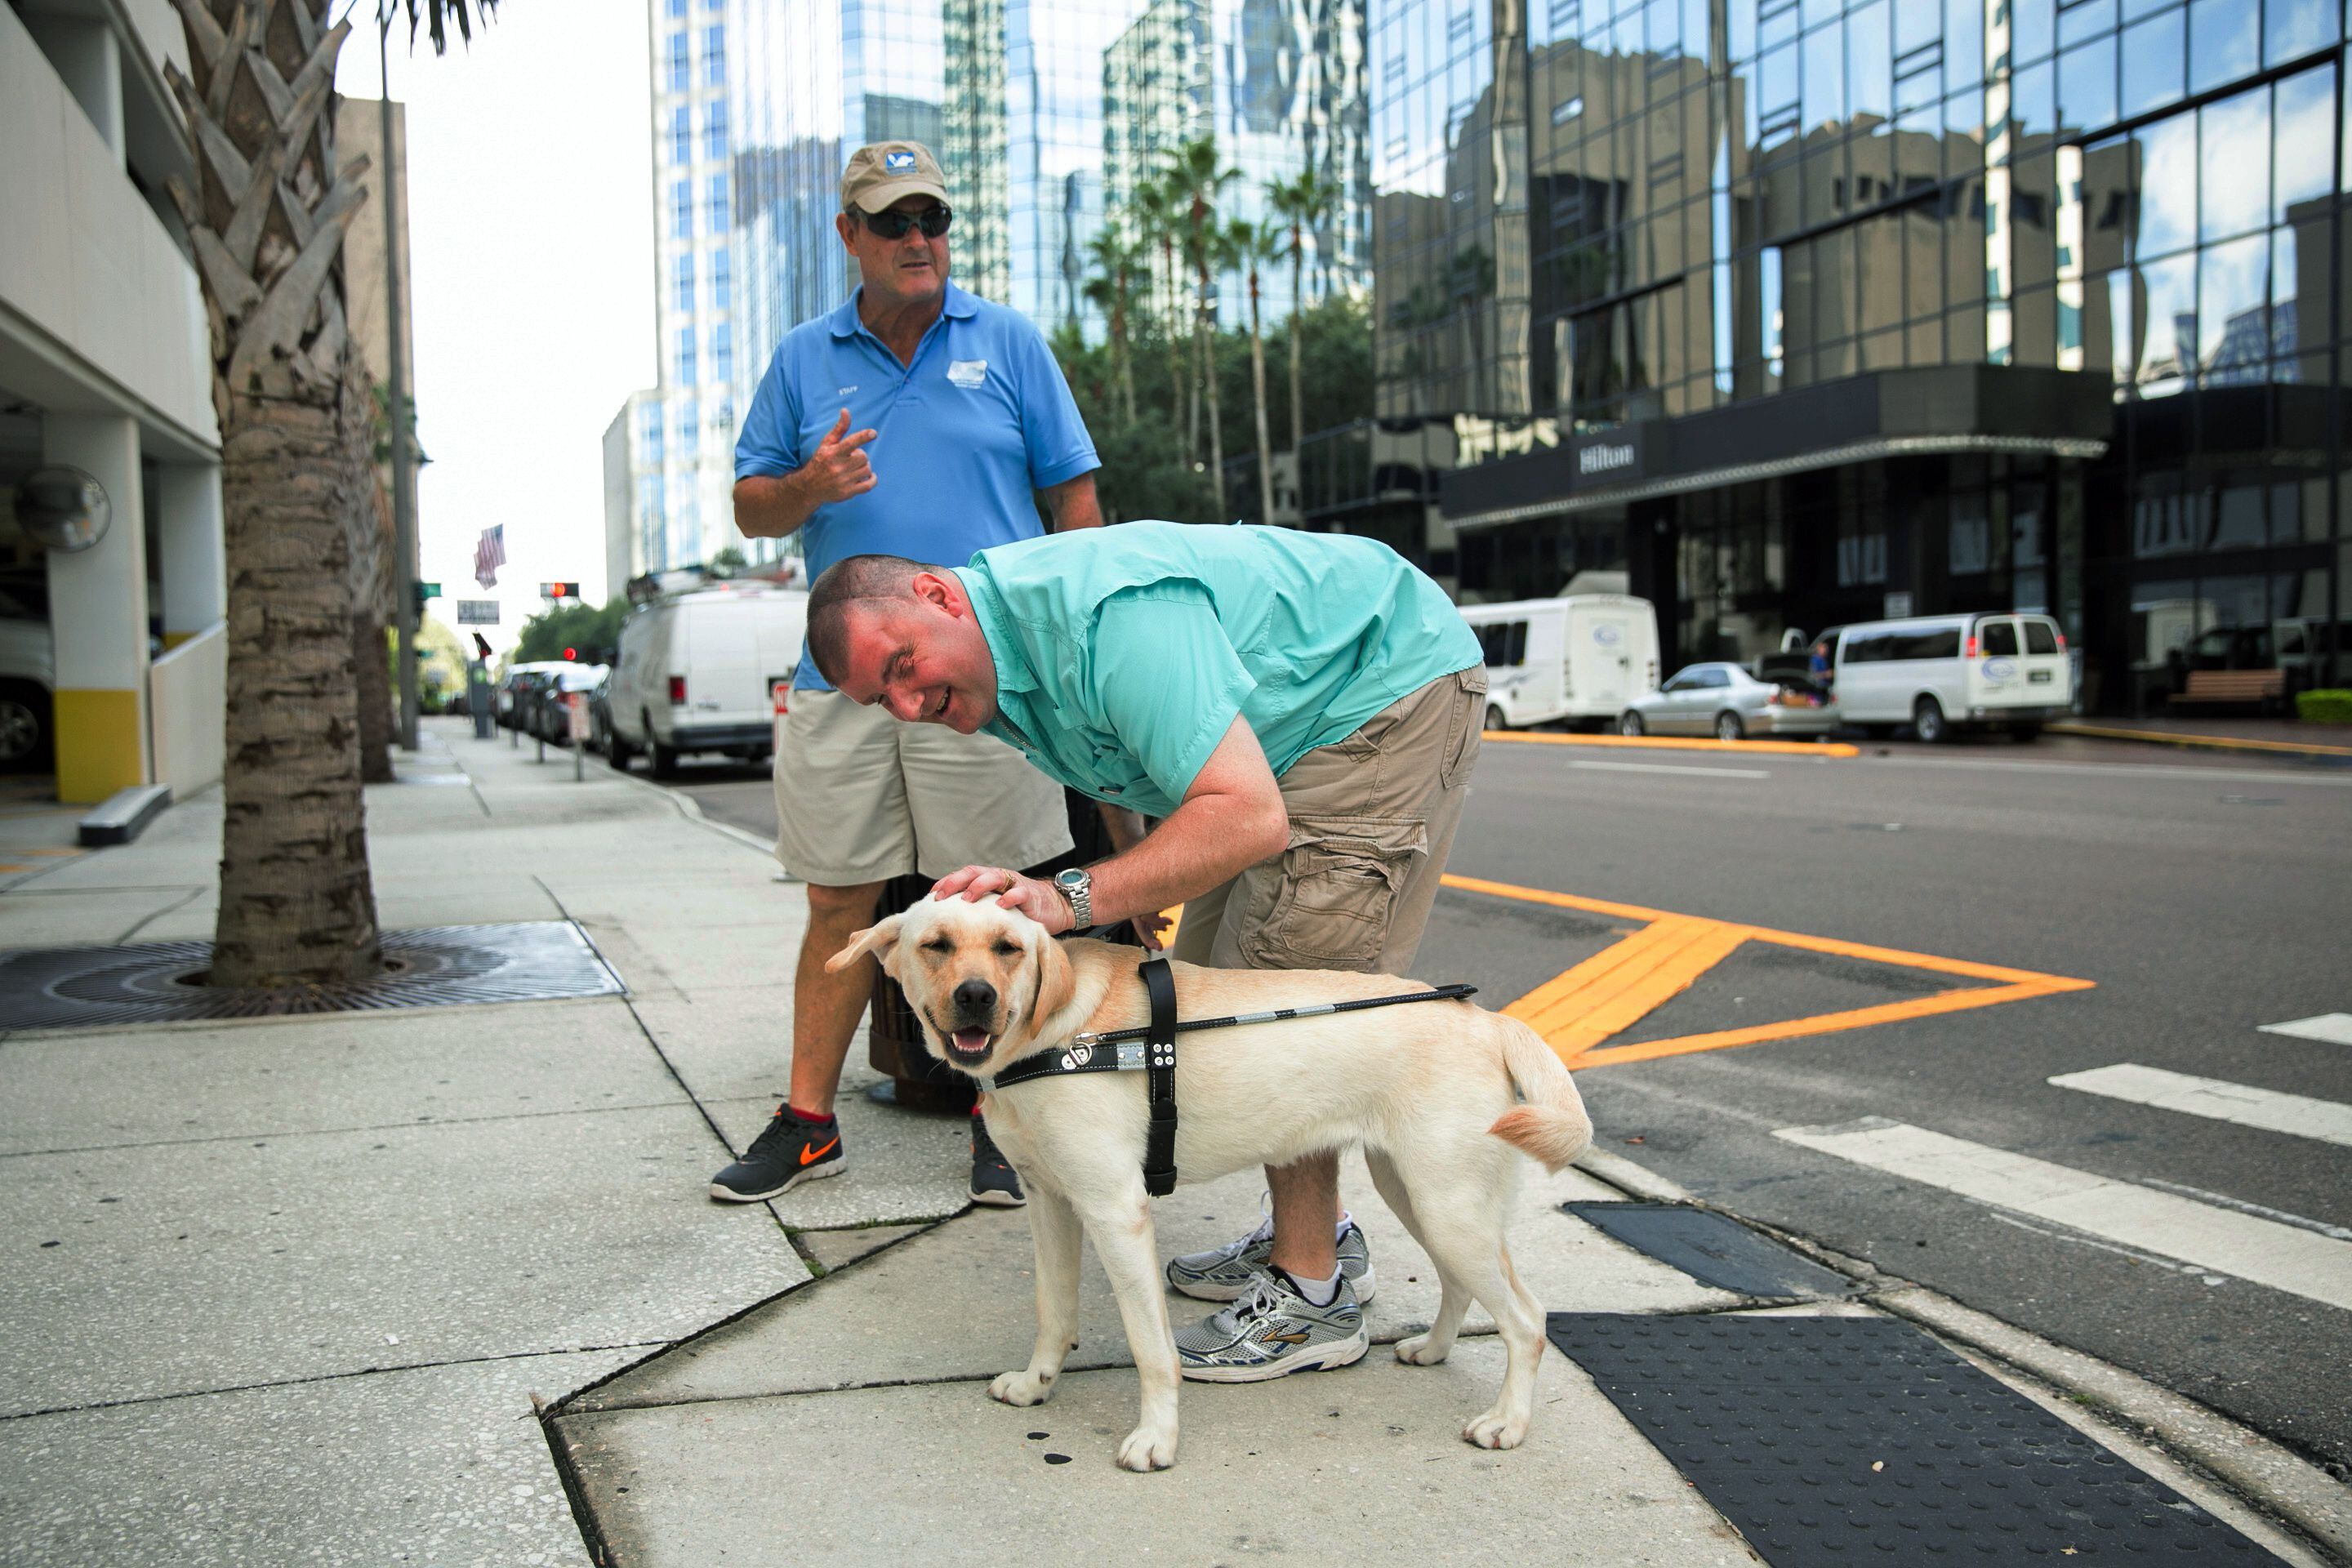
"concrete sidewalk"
0,719,2340,1566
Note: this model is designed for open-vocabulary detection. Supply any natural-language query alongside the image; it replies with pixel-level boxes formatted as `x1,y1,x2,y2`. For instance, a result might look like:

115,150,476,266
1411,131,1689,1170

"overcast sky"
337,2,653,651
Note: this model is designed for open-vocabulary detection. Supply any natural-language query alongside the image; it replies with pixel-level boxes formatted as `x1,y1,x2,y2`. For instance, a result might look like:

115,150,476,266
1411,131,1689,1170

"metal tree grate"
0,922,626,1031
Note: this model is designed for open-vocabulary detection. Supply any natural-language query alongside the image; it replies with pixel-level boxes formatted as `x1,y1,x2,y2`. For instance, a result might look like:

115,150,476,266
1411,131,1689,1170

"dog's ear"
1028,930,1076,1032
825,913,905,973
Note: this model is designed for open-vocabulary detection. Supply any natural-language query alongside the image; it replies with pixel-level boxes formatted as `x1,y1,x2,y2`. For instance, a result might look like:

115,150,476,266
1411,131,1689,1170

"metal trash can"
865,791,1147,1111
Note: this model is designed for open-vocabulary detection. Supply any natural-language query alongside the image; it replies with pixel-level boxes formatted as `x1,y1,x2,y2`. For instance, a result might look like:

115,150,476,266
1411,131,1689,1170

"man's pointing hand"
805,407,879,504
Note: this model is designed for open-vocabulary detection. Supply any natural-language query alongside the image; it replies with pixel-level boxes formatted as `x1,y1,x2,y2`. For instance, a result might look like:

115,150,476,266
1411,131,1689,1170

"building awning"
1439,365,2114,532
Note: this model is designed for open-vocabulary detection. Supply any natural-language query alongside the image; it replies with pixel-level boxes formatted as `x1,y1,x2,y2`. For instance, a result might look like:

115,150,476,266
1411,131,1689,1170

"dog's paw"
1463,1407,1529,1450
988,1369,1055,1407
1394,1331,1450,1366
1116,1424,1178,1472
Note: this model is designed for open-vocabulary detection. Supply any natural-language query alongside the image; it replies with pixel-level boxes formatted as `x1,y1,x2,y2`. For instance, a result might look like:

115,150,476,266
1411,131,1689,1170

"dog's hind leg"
991,1184,1082,1409
1397,1171,1548,1450
1080,1186,1181,1472
1367,1149,1469,1368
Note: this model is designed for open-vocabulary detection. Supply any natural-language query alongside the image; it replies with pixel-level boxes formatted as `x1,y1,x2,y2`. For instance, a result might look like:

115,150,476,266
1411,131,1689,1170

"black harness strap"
1139,955,1179,1196
987,956,1479,1198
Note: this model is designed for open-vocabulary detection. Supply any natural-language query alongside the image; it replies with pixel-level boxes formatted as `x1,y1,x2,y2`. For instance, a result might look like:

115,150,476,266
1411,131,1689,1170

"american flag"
473,525,505,589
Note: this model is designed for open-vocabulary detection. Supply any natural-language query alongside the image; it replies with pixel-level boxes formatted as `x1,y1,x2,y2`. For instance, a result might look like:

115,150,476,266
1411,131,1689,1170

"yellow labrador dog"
827,893,1592,1472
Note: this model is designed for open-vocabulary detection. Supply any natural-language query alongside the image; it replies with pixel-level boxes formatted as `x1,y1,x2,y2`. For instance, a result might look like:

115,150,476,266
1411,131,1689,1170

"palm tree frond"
381,0,497,55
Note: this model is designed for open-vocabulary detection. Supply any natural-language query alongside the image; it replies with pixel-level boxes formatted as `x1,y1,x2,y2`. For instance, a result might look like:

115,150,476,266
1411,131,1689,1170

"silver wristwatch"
1052,866,1094,929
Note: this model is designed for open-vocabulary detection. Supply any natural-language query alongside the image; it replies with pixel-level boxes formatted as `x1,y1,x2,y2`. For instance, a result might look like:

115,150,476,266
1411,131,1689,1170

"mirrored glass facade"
1388,0,2352,709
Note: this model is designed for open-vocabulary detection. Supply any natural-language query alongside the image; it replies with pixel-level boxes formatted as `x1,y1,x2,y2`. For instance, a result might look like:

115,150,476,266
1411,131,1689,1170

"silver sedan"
1617,662,1838,741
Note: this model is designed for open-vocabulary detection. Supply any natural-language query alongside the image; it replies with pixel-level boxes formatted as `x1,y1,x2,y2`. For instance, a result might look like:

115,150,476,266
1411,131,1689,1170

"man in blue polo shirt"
803,524,1490,1386
717,140,1103,1210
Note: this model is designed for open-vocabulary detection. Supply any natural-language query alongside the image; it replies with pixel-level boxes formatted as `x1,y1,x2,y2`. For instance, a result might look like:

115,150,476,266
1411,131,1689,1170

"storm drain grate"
1546,1313,2278,1565
1566,1201,1860,1298
0,922,626,1031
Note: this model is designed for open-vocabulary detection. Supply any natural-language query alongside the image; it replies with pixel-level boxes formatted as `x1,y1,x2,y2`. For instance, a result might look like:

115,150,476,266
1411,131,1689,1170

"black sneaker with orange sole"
710,1105,845,1202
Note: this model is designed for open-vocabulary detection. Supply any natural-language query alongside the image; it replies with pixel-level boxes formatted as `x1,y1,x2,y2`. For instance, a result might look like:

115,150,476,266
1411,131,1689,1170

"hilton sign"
1578,440,1637,476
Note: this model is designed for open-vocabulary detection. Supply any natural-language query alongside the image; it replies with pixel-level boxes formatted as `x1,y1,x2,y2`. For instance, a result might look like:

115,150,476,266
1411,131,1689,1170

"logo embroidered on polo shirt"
947,359,988,388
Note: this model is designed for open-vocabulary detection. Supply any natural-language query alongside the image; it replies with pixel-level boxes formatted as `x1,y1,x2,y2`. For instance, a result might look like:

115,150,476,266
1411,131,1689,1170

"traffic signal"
563,646,577,661
540,581,580,600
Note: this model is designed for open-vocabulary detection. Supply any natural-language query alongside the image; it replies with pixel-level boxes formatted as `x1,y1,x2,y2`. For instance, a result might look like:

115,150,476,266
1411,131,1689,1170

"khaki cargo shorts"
1171,665,1486,975
773,688,1073,887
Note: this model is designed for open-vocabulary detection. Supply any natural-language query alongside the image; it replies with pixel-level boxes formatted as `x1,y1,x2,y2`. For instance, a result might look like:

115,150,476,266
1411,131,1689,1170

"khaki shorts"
1171,666,1486,974
773,689,1073,887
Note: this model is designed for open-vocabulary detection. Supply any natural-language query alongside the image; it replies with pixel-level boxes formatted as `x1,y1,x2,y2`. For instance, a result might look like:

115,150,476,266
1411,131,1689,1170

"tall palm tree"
1082,224,1139,424
167,0,494,988
1131,178,1187,432
1227,217,1285,525
1265,168,1336,459
1165,137,1238,472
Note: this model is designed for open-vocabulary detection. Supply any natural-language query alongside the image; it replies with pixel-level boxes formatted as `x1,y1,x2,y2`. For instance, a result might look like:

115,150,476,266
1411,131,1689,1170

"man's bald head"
807,554,926,685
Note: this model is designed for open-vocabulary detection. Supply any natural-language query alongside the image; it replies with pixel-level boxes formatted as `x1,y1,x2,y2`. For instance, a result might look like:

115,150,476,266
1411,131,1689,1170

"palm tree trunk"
1288,238,1306,457
1116,277,1137,424
1160,238,1184,434
1248,264,1273,525
354,612,394,782
1199,283,1224,511
170,0,383,987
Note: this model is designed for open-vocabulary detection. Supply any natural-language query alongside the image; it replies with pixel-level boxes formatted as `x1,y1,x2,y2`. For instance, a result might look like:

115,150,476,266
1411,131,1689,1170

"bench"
2167,669,2287,713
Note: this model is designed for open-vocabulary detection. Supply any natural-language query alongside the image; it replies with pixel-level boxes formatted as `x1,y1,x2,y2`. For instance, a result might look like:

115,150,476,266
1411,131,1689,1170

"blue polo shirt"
735,281,1099,688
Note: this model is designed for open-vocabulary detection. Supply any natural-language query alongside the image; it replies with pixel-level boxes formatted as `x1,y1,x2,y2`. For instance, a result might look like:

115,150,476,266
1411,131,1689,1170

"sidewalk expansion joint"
0,1094,712,1161
0,1339,676,1425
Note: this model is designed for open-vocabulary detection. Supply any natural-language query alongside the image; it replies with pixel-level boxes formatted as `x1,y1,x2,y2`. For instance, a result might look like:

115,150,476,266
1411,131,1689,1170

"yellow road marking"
2047,721,2352,759
1445,873,2092,1070
14,848,82,858
1482,730,1859,758
0,865,33,873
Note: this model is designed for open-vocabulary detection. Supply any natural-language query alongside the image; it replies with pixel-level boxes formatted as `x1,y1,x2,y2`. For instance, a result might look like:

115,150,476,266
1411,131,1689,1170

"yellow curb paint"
1446,872,2093,1071
52,688,148,804
16,848,83,858
2047,722,2352,759
1481,729,1859,759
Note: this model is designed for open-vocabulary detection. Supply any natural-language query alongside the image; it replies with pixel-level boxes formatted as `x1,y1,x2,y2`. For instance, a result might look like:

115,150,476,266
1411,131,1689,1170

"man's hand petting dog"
933,864,1072,934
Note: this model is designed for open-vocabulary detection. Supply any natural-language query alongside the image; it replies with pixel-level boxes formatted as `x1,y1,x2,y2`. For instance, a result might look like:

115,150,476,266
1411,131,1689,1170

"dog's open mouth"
944,1026,994,1065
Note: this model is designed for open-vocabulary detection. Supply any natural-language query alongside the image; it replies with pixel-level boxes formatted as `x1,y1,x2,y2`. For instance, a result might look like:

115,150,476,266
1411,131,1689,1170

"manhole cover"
0,922,625,1031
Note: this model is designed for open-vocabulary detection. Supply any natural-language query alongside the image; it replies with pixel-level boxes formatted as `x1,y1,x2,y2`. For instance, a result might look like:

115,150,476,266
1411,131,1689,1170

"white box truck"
1460,595,1661,729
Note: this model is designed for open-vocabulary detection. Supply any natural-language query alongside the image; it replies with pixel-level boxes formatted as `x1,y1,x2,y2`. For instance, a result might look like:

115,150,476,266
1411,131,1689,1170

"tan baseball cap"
840,141,949,214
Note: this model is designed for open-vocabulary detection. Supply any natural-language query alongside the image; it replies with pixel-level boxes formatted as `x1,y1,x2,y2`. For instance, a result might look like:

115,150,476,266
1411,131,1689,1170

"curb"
2047,721,2352,760
1571,1149,2352,1564
600,756,785,860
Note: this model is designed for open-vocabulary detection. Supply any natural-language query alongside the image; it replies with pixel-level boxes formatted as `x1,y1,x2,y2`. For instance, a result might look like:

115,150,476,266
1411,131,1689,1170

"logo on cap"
885,150,916,172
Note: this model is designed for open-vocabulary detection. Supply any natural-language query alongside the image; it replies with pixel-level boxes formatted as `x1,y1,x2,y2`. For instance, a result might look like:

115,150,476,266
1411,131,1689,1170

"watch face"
1056,869,1085,889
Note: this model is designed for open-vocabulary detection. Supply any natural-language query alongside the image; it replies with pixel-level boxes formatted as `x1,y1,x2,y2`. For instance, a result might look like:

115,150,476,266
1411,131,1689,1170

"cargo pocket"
1243,816,1428,971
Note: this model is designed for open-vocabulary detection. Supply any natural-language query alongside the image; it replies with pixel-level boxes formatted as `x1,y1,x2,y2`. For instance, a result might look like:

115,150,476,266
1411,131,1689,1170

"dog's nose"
953,978,997,1014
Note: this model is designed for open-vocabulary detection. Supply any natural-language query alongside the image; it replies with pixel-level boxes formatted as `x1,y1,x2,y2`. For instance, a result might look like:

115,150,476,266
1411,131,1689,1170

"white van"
608,584,810,775
1831,612,2072,742
1460,595,1661,728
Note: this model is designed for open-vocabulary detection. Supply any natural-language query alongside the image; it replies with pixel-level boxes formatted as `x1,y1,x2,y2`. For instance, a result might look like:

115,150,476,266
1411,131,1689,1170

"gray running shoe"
1174,1268,1370,1383
1165,1211,1376,1304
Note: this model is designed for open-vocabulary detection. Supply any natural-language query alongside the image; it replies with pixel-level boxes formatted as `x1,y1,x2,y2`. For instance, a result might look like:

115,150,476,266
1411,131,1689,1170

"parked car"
0,594,56,773
495,661,570,730
1460,594,1661,728
586,666,617,755
1829,612,2071,741
538,665,607,745
607,583,808,776
1619,662,1837,741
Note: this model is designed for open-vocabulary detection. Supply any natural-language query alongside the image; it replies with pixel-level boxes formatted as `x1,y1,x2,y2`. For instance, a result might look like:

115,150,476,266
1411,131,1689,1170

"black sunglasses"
861,204,952,240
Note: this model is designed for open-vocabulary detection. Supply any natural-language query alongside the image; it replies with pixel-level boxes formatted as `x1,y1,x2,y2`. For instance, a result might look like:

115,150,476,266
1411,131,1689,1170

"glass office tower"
1380,0,2349,711
1102,0,1375,322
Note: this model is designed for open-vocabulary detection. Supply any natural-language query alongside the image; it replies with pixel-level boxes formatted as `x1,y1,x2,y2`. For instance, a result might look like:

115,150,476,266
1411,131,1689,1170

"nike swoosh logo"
800,1138,840,1166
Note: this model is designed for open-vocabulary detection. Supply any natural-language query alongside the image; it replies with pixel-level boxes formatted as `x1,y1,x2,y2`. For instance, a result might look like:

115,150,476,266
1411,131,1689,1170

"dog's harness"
988,954,1477,1196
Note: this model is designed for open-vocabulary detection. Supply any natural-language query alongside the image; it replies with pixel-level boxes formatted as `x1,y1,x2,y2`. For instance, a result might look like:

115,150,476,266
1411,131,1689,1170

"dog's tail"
1486,1016,1593,1173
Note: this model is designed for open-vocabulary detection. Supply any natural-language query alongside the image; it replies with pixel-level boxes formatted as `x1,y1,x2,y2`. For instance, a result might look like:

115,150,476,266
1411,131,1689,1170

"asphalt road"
629,731,2352,1477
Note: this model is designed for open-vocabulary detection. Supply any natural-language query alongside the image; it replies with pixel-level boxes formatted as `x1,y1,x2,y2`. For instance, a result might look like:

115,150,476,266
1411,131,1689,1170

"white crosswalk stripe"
2048,1063,2352,1148
1774,1117,2352,1312
2260,1013,2352,1046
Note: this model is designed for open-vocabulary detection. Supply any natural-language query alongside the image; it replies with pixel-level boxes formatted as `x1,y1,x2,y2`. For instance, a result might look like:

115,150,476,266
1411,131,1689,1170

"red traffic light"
540,581,581,600
563,647,577,660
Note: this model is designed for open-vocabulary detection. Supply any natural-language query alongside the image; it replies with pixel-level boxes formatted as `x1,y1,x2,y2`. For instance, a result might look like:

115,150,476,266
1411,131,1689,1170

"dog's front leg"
990,1184,1081,1408
1083,1188,1180,1472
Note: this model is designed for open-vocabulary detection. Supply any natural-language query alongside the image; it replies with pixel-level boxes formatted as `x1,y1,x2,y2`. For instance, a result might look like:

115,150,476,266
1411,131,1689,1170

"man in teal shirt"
806,522,1489,1383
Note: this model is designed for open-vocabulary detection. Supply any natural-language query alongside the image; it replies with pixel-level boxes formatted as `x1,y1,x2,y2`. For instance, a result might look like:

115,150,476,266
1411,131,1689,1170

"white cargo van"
1831,612,2072,742
608,584,810,775
1461,595,1660,728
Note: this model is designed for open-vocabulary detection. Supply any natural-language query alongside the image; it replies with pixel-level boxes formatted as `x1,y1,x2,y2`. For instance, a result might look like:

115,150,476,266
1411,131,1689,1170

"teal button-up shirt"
955,522,1482,817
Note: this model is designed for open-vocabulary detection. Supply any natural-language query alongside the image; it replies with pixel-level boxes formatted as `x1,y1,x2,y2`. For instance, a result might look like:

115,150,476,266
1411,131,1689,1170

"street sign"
457,599,500,624
566,690,591,741
418,581,442,599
